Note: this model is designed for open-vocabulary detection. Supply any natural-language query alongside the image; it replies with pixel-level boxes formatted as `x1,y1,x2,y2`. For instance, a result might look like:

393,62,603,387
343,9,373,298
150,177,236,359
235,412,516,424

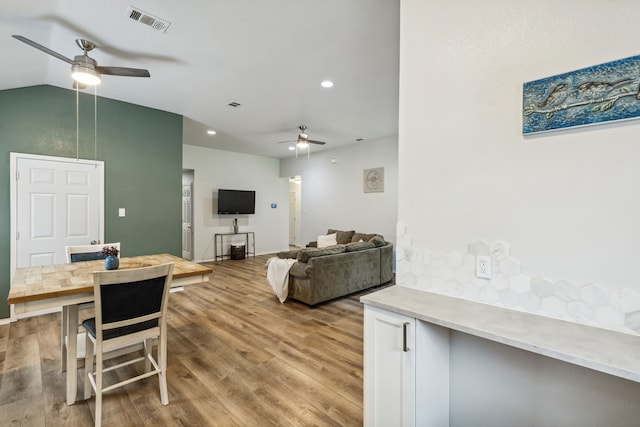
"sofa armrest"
289,262,311,278
277,249,300,259
380,243,394,283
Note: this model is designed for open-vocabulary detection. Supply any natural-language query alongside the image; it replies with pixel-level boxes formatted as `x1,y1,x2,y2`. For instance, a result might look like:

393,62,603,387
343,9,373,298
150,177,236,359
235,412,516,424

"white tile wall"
396,223,640,335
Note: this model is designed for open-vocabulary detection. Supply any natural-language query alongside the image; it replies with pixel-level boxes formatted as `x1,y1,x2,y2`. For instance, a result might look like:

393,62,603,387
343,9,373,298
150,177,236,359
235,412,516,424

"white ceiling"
0,0,400,159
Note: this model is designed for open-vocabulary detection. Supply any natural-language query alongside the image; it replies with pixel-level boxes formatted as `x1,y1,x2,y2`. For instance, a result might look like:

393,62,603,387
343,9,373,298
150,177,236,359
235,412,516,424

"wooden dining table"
7,253,212,405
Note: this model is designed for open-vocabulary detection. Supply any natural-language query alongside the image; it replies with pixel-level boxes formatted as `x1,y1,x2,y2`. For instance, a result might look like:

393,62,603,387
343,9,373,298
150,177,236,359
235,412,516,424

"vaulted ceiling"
0,0,400,159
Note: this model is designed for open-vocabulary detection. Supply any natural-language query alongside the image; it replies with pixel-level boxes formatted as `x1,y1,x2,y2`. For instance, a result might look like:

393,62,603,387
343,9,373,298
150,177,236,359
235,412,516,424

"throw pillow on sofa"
327,229,356,244
317,233,338,248
351,232,376,243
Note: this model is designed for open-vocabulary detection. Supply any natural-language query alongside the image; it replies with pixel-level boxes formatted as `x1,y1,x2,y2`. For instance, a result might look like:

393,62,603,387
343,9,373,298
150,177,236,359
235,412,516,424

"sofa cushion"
296,245,346,263
317,233,337,248
345,241,376,252
328,229,356,244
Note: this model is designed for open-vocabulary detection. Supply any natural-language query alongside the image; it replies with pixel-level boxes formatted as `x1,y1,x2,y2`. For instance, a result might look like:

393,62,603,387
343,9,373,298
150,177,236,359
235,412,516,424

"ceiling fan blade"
96,66,150,78
12,35,77,65
308,140,327,145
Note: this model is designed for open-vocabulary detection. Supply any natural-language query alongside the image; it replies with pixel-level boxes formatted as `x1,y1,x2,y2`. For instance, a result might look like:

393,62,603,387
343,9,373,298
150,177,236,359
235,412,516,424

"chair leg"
144,338,152,372
84,336,94,400
95,349,103,427
158,332,169,405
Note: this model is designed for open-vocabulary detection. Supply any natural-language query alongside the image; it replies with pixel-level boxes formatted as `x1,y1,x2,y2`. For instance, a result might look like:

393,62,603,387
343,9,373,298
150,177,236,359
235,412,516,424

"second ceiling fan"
279,125,327,158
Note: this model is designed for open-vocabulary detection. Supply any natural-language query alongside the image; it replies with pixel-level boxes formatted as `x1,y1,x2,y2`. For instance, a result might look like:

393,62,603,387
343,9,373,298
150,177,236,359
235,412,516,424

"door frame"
9,152,105,319
288,176,302,247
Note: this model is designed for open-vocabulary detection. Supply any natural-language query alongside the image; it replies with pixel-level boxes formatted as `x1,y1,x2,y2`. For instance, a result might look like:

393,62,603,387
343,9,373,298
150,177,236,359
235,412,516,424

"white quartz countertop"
360,286,640,383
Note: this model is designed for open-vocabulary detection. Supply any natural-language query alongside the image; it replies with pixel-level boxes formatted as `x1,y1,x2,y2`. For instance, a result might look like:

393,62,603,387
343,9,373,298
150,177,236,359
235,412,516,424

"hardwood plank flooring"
0,254,387,426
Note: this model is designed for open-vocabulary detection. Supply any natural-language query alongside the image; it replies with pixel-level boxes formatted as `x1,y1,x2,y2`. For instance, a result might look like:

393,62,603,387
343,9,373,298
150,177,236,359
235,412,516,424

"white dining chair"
65,242,121,263
83,263,174,427
61,243,122,373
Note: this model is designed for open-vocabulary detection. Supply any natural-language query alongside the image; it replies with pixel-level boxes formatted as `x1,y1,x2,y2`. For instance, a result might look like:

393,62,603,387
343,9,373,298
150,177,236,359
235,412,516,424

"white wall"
183,144,289,261
449,331,640,426
398,0,640,423
397,0,640,327
280,136,398,246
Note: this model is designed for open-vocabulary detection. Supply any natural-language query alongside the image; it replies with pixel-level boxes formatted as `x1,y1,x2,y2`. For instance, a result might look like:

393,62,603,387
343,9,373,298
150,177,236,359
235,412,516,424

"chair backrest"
92,263,174,341
65,243,121,263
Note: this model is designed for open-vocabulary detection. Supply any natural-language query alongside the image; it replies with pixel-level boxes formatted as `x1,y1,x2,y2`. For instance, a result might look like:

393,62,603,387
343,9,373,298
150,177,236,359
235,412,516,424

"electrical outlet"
476,255,491,279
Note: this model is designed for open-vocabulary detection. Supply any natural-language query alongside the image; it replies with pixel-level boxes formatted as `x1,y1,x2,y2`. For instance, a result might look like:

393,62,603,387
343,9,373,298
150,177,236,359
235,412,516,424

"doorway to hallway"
288,176,301,247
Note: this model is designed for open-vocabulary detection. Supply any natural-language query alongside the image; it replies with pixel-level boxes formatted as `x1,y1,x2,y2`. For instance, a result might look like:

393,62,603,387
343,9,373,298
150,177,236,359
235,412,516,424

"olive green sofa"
278,229,393,306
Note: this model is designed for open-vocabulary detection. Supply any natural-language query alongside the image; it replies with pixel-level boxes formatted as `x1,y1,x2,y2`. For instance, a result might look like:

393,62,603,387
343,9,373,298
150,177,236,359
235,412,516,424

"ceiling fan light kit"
71,64,101,85
71,40,101,85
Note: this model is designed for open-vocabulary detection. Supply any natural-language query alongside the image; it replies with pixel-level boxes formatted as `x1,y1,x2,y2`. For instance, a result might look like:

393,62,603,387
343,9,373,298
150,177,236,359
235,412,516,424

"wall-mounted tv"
217,189,256,215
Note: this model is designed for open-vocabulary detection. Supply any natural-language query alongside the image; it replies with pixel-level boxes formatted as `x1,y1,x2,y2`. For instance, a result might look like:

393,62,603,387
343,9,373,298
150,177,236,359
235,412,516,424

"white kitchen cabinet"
364,305,416,427
363,287,640,427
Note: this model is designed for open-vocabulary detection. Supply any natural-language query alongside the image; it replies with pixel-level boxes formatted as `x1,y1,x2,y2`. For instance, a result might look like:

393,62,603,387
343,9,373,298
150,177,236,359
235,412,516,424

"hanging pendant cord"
75,84,80,161
94,85,97,162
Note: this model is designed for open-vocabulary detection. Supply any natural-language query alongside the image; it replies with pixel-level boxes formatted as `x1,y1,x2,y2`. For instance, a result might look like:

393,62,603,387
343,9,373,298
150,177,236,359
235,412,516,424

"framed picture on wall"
363,167,384,193
523,54,640,134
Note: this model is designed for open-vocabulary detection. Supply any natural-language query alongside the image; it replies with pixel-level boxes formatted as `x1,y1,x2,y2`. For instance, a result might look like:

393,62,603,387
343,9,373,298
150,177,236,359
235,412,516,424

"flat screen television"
217,189,255,214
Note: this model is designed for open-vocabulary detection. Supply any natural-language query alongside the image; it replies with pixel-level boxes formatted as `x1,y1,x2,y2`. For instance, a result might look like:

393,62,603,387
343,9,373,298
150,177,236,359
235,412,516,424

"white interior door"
11,153,104,270
182,183,193,260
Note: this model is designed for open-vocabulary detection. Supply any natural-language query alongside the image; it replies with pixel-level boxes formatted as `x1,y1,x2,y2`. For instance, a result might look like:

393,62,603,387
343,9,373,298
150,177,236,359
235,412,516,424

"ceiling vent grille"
127,6,171,32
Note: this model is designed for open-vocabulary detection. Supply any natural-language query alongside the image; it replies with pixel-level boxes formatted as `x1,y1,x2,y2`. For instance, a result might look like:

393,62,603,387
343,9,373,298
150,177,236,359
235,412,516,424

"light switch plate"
118,208,126,217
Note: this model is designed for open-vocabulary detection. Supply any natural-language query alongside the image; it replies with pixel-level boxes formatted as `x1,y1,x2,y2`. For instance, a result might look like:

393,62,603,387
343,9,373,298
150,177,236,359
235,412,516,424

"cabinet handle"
402,322,410,352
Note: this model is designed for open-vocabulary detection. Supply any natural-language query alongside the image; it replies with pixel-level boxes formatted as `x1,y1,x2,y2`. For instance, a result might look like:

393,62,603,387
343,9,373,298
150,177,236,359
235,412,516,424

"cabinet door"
364,305,415,427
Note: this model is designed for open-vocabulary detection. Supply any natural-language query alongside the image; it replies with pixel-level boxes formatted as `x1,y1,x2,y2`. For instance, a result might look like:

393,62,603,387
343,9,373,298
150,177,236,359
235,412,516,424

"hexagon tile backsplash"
395,223,640,336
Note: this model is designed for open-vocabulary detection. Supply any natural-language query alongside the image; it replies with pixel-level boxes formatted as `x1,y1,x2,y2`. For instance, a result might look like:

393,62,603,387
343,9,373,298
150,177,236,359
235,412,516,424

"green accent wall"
0,85,183,319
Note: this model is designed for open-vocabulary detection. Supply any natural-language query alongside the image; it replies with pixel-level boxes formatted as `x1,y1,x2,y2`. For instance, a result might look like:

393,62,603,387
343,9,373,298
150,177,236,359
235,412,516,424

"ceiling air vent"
127,6,171,33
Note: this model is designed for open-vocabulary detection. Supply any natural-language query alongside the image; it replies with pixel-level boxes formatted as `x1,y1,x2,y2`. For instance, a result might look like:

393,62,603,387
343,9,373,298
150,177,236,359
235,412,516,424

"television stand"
214,232,255,261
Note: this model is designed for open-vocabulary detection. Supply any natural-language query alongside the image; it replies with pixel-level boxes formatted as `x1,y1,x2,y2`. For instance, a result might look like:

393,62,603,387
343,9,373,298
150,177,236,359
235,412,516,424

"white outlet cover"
476,255,491,279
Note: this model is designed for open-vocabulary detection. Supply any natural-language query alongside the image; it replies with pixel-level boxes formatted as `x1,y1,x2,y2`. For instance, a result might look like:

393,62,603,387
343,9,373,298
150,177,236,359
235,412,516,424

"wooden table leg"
66,304,79,405
61,306,68,372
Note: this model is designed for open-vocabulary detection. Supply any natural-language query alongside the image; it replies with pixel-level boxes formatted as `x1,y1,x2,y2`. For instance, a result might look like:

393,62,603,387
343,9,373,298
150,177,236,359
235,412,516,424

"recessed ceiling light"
207,130,217,135
288,146,295,151
321,80,334,88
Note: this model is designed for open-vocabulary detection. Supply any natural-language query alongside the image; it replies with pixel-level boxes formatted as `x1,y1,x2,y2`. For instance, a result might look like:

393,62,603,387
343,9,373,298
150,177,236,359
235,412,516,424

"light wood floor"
0,254,385,426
